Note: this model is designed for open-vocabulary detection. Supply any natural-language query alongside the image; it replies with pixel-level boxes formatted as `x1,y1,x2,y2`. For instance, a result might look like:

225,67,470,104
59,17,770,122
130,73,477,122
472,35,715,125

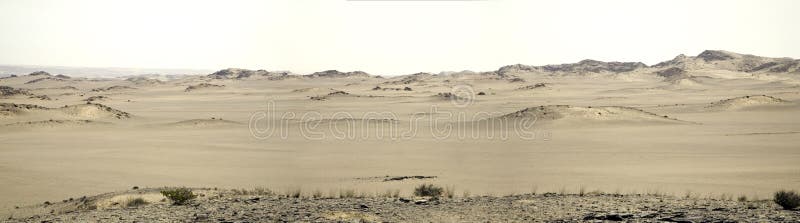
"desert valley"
1,50,800,222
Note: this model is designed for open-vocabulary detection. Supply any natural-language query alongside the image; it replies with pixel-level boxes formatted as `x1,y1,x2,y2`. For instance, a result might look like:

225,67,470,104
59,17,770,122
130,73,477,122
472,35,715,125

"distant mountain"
493,50,799,79
0,65,213,78
5,50,797,81
496,60,648,75
207,68,373,80
305,70,372,79
653,50,800,73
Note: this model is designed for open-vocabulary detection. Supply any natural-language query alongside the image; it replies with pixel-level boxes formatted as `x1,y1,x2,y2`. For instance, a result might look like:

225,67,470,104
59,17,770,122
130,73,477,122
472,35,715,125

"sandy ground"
1,53,800,219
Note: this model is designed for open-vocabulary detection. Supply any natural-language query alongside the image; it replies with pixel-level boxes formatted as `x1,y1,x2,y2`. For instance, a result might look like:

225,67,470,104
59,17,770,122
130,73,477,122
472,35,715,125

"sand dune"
58,103,131,119
308,90,367,100
1,119,110,129
24,77,68,85
0,102,131,120
704,95,791,111
499,105,691,124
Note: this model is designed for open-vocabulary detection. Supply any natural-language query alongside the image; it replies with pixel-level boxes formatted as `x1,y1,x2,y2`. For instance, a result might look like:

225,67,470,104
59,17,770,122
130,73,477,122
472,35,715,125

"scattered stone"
83,95,108,102
517,83,548,90
29,94,52,100
508,77,526,83
91,86,136,92
8,193,797,222
0,86,32,97
382,176,437,182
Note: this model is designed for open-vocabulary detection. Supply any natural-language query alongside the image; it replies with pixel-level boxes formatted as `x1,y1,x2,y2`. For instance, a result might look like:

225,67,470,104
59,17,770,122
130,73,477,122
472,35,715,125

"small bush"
339,189,356,198
233,187,274,196
124,197,148,207
161,188,197,205
253,187,273,196
312,190,323,199
737,195,748,202
379,189,400,198
414,184,443,197
775,190,800,210
285,187,302,198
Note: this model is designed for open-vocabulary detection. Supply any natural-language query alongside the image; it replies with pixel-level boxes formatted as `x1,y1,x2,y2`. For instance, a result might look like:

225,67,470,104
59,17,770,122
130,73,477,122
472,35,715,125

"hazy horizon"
1,0,798,76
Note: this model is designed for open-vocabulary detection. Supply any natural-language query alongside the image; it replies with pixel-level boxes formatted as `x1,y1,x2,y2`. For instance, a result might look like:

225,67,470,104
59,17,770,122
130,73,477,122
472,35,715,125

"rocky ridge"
4,189,798,223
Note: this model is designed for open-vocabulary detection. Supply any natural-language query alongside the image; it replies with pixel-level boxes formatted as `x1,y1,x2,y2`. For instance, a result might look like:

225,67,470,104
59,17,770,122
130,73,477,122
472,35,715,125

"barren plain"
1,50,799,221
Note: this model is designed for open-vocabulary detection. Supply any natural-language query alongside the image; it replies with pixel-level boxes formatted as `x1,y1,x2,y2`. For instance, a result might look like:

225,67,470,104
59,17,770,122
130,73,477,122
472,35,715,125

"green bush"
775,190,800,210
413,184,443,197
161,188,197,205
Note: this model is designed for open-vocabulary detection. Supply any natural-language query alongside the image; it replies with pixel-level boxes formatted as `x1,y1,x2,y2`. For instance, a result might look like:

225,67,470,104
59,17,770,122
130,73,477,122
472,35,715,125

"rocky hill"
497,60,647,75
207,68,275,79
653,50,800,74
493,50,800,79
305,70,371,79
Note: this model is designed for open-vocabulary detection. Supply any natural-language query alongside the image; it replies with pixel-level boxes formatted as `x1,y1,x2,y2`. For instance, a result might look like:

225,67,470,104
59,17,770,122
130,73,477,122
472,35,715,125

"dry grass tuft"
443,185,456,199
413,184,443,197
124,197,148,208
285,187,302,198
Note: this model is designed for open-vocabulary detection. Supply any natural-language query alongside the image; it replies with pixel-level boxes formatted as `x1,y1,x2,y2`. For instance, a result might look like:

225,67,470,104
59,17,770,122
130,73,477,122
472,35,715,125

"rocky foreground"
4,188,800,223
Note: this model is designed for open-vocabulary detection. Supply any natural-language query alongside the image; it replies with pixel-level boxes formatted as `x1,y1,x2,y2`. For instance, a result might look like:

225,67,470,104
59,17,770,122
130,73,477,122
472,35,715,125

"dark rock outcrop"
185,83,225,92
28,71,51,76
305,70,371,78
208,68,273,79
0,86,31,97
697,50,736,62
542,60,647,73
656,67,688,80
497,60,647,75
91,86,136,92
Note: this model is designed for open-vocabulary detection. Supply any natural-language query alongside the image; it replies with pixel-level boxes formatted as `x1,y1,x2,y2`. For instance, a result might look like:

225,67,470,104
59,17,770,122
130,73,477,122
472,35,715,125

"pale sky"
0,0,797,76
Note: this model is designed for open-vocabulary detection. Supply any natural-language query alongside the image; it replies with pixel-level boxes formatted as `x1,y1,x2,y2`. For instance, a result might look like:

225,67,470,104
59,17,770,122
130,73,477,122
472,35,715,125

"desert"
0,50,799,222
